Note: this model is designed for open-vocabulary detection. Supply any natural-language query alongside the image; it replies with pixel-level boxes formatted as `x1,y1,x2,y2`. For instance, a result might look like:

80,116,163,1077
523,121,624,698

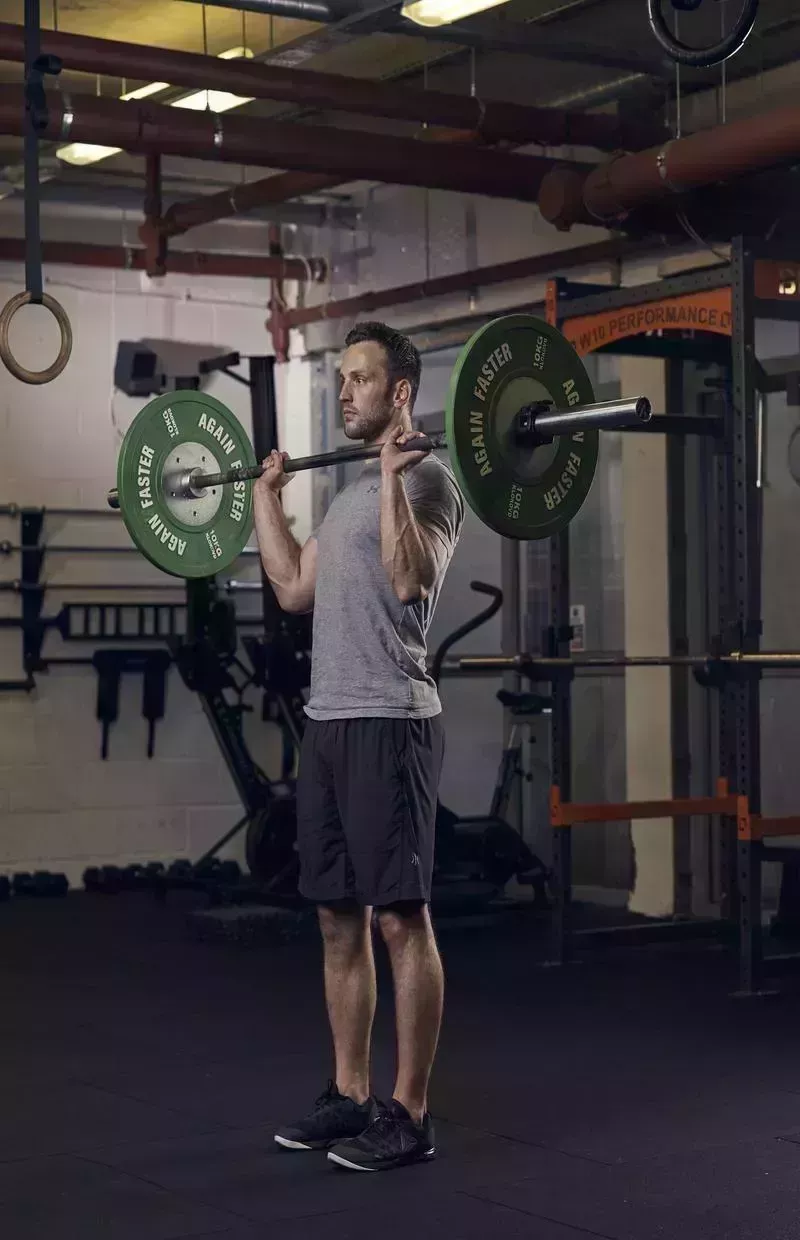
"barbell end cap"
107,488,120,510
635,397,652,423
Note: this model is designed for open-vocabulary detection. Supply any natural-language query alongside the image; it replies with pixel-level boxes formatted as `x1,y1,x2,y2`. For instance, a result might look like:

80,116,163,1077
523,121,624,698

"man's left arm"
380,429,463,605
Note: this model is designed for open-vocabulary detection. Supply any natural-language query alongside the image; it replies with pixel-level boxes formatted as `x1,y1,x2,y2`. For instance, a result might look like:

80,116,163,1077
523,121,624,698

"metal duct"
184,0,334,16
181,0,335,16
0,86,571,200
0,22,658,151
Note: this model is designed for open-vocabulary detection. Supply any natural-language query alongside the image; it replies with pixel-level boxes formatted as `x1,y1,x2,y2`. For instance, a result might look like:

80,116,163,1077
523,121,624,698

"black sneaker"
327,1099,436,1172
274,1081,372,1151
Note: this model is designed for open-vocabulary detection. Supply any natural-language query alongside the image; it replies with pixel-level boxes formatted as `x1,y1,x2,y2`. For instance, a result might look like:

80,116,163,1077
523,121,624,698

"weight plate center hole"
495,375,560,482
162,441,224,530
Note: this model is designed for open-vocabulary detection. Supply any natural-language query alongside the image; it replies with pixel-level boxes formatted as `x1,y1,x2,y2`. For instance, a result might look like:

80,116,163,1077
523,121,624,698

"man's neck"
364,411,412,448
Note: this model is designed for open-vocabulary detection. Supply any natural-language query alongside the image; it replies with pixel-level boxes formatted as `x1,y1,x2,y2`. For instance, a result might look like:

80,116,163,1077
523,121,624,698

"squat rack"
539,236,800,996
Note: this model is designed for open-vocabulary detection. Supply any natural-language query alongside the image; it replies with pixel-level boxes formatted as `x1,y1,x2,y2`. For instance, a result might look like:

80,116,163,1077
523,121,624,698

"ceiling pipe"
0,237,326,279
538,101,800,229
0,86,573,201
0,22,660,152
161,126,476,238
160,171,344,238
273,236,658,330
184,0,335,17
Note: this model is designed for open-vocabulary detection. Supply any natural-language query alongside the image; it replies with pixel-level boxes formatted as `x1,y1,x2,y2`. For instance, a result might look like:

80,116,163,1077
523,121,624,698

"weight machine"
529,239,800,995
431,581,551,913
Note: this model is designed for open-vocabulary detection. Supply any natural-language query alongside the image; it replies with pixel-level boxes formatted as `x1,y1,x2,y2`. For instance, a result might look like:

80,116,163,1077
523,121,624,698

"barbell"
106,314,652,579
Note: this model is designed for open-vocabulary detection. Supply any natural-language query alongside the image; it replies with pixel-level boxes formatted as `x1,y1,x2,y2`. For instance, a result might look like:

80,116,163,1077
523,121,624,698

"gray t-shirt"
305,455,465,720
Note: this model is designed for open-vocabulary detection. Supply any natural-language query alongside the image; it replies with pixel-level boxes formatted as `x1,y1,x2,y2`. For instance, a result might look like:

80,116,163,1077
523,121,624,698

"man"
253,321,464,1173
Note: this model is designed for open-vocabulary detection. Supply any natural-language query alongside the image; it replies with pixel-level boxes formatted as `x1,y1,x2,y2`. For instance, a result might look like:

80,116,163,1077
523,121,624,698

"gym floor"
3,895,800,1239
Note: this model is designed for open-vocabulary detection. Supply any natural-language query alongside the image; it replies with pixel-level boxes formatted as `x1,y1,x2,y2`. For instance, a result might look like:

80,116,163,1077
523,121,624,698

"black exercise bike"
430,581,552,913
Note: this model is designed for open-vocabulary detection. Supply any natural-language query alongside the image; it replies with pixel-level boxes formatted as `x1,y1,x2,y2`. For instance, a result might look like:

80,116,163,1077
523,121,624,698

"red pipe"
0,86,566,201
161,171,342,238
274,236,658,330
538,102,800,228
0,238,324,280
0,21,659,152
162,127,479,238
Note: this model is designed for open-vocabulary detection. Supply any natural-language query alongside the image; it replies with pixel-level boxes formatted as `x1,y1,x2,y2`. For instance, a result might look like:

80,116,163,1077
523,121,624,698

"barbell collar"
532,395,651,439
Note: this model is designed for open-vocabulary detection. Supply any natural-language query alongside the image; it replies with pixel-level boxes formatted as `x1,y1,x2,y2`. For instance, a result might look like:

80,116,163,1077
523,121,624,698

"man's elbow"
278,587,314,614
394,580,430,606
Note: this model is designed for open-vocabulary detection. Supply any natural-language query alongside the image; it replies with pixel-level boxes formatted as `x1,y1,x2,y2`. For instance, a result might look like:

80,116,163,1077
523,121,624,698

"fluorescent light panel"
57,47,254,167
401,0,509,26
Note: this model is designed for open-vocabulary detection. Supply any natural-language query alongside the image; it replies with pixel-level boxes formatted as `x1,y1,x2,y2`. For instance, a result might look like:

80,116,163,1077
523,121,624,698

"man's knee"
318,902,372,955
376,901,429,950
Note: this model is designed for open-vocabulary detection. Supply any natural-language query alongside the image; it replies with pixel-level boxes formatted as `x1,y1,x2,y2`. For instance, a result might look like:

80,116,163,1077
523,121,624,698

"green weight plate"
445,314,598,540
116,390,256,578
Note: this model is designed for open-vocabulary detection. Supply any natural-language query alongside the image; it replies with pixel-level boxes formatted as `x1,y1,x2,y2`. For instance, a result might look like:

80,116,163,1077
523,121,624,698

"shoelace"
307,1080,339,1116
357,1109,409,1154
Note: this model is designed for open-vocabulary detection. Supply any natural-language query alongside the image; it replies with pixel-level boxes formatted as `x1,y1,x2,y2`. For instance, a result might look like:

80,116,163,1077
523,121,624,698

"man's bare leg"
318,903,376,1102
377,902,444,1123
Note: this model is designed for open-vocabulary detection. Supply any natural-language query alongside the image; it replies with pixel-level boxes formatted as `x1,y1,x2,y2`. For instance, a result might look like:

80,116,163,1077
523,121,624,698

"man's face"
338,340,403,442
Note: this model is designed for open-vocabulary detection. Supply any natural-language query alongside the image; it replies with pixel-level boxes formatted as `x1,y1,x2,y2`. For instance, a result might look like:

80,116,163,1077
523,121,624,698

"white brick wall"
0,259,287,888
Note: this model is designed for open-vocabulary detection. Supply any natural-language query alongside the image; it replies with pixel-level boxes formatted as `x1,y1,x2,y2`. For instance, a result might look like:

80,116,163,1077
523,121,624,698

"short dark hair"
344,321,421,408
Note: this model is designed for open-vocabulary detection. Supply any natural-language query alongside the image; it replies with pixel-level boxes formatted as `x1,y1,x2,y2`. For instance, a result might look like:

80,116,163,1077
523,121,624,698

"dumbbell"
218,860,242,885
13,871,69,897
194,858,242,886
194,857,222,880
167,860,193,882
83,865,125,894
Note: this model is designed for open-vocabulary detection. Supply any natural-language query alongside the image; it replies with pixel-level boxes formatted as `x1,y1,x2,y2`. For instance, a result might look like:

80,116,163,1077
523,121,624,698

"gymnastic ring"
0,290,73,385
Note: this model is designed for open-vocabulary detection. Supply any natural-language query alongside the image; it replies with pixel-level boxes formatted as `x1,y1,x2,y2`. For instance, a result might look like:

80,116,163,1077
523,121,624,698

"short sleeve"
405,459,465,564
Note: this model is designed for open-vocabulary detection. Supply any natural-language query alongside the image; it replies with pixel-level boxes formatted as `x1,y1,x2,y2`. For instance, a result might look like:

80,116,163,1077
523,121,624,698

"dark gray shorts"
296,716,444,907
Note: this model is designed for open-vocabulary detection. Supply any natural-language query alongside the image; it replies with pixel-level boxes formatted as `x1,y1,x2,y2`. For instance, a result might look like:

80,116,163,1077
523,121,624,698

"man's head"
339,321,421,443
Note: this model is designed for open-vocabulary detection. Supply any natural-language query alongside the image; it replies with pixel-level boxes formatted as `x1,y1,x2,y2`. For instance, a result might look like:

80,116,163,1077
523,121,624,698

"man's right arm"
252,451,318,614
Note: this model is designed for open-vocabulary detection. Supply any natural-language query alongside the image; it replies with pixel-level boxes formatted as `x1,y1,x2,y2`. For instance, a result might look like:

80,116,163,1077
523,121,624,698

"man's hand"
254,450,293,496
380,427,431,477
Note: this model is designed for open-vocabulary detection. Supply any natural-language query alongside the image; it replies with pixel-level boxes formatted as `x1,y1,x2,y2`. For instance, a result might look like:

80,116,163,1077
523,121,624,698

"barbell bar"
107,394,650,510
104,314,653,579
451,653,800,672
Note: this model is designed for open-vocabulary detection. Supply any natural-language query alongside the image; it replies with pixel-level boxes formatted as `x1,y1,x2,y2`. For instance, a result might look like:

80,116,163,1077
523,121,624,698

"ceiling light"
56,142,123,167
56,47,254,168
217,46,255,60
171,88,253,113
401,0,510,26
120,81,171,101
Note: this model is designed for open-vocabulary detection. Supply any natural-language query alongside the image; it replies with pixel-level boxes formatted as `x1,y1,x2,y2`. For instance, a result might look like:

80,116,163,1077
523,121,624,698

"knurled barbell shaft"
192,434,449,491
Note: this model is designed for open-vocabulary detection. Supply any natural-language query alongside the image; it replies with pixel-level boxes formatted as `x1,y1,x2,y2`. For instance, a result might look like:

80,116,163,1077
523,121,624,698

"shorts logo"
411,853,420,867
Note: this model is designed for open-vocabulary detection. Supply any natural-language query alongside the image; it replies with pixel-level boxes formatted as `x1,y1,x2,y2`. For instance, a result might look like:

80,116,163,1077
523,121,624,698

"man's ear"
393,378,411,409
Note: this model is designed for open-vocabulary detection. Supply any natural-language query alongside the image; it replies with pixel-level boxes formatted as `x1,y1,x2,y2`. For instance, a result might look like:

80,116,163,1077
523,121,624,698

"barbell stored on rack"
106,314,652,579
447,653,800,673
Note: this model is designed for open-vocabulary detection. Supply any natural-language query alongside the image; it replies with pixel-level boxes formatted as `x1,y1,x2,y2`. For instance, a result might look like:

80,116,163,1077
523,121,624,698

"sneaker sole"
327,1147,436,1172
274,1135,330,1151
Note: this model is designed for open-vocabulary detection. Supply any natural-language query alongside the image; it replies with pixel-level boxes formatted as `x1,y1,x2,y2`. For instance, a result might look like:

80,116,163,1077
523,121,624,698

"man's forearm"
380,472,436,604
253,491,303,606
